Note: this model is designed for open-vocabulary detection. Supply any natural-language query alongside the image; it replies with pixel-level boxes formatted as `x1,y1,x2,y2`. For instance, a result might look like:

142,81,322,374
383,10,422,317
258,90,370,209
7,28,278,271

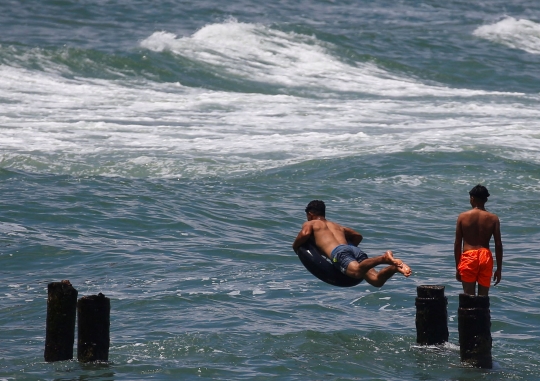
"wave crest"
139,20,447,97
474,17,540,55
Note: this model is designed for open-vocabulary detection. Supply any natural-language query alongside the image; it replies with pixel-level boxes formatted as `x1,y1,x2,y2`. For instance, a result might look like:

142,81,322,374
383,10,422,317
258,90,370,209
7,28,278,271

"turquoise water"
1,1,540,380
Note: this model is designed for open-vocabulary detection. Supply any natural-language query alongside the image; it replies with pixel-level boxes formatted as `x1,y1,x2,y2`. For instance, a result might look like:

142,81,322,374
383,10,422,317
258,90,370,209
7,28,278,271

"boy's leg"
345,251,411,280
344,256,389,278
461,281,476,295
478,284,489,296
363,267,398,287
344,251,394,278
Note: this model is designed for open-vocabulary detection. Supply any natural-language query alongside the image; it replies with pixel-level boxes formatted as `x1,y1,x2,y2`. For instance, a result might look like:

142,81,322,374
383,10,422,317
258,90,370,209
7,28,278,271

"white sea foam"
140,20,494,97
1,21,540,177
0,222,28,233
474,17,540,54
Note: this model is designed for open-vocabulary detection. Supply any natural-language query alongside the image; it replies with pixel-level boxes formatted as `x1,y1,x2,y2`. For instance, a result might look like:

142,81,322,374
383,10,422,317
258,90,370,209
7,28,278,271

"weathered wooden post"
44,280,78,362
415,285,448,345
77,293,110,363
458,293,492,368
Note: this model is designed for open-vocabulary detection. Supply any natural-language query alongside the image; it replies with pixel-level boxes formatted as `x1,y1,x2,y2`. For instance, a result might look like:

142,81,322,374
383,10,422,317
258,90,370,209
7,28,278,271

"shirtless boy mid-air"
292,200,411,287
454,184,503,296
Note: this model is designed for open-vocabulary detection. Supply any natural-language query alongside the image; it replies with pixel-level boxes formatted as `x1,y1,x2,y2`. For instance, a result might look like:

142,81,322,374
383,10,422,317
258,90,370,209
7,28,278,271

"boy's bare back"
456,208,501,252
291,208,362,258
310,220,349,257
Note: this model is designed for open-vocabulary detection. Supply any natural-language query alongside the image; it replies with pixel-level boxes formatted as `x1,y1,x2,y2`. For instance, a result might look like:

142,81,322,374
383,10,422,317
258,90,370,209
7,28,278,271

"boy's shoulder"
458,208,499,220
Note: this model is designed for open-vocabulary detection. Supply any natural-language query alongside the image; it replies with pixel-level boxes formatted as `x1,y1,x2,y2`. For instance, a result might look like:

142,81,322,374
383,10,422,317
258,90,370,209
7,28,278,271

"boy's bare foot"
382,250,400,266
395,261,412,277
382,250,412,277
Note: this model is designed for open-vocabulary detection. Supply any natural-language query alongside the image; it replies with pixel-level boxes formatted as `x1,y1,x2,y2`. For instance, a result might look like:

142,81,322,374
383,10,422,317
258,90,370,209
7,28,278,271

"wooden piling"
77,293,110,363
44,280,78,362
458,293,492,368
415,285,448,345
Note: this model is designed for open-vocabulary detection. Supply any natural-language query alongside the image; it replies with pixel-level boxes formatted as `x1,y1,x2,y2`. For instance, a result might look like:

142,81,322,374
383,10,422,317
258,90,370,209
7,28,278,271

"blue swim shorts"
330,244,368,274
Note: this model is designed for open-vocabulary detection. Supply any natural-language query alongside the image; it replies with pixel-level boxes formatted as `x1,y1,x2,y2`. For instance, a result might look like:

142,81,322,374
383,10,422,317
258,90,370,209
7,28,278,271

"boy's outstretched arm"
292,222,313,252
343,226,363,246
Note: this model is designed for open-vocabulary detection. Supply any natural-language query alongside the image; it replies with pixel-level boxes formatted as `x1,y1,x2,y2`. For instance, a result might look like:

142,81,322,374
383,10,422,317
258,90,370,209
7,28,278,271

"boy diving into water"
292,200,411,287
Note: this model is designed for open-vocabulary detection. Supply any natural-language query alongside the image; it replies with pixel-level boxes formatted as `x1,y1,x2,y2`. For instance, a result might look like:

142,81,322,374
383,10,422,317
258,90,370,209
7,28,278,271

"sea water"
1,1,540,380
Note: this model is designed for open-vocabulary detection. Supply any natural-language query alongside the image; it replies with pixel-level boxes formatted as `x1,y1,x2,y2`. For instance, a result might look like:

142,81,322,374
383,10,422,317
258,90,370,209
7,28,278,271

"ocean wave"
1,20,540,178
140,19,498,98
473,17,540,55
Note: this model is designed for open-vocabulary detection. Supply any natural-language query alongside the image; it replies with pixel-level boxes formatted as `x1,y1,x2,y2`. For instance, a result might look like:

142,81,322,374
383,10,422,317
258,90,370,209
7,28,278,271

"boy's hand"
493,268,502,286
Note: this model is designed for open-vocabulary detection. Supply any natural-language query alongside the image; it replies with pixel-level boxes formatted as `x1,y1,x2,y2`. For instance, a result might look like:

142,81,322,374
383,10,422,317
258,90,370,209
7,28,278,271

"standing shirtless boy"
292,200,411,287
454,185,503,296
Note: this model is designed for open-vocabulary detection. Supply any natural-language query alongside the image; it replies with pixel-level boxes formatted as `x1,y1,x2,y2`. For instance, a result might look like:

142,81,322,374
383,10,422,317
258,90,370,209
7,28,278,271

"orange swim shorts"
458,248,493,287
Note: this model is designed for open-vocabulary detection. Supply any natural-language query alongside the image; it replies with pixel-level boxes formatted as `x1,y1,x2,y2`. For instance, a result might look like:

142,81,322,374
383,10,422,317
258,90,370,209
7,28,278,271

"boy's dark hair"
469,184,490,202
305,200,325,216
